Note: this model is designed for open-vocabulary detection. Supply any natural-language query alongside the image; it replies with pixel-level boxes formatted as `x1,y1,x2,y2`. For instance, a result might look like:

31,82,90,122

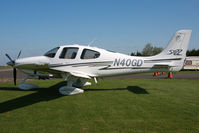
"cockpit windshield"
44,47,59,58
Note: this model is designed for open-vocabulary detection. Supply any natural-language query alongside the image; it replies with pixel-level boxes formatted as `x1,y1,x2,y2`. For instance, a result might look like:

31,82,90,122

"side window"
44,47,59,58
59,47,78,59
81,49,100,59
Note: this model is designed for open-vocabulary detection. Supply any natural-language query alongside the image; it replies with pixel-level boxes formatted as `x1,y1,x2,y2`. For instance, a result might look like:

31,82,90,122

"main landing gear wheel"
59,86,84,95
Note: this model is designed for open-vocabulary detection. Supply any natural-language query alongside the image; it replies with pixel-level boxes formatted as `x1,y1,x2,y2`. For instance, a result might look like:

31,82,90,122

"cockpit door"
59,47,79,59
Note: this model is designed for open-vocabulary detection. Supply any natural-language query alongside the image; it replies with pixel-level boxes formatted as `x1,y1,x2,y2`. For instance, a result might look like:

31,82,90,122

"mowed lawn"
0,78,199,133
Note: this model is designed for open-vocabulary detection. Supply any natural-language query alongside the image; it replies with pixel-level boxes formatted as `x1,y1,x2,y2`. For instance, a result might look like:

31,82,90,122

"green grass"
0,79,199,133
128,70,199,76
0,65,11,69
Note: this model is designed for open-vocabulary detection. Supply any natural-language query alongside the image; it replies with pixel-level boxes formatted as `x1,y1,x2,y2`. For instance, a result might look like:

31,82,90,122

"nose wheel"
18,74,87,95
17,76,38,90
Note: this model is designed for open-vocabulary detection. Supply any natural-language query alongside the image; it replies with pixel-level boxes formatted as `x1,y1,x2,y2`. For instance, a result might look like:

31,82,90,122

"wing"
15,63,94,79
15,63,49,70
50,67,95,79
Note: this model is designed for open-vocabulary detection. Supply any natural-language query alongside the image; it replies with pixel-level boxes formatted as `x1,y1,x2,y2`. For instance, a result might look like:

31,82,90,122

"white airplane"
6,30,192,95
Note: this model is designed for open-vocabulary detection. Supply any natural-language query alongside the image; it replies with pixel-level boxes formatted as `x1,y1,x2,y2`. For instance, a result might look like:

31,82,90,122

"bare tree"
131,43,163,56
153,47,163,55
142,43,154,56
142,43,163,56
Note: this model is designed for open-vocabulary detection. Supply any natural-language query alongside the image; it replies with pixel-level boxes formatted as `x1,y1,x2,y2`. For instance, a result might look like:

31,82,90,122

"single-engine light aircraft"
6,30,192,95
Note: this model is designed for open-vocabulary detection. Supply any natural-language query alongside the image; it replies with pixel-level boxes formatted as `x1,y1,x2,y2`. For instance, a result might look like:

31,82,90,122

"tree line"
186,49,199,56
131,43,199,56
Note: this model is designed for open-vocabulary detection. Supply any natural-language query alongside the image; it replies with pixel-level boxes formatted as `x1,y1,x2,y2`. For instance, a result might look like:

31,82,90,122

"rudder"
156,30,192,58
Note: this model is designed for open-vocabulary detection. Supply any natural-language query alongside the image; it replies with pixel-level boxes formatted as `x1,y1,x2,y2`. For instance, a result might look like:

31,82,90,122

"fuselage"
13,44,183,79
5,30,192,95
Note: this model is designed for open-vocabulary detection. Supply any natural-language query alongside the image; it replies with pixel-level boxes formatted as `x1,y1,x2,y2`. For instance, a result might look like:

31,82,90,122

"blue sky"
0,0,199,65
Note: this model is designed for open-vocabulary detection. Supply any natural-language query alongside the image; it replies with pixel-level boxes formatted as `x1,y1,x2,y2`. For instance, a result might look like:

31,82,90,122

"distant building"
183,56,199,70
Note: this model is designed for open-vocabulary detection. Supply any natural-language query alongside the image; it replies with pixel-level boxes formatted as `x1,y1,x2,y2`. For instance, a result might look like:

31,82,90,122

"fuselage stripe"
49,61,113,68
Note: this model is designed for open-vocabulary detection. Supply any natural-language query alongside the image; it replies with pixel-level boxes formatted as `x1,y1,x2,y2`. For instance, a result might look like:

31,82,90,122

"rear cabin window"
59,47,78,59
81,49,100,59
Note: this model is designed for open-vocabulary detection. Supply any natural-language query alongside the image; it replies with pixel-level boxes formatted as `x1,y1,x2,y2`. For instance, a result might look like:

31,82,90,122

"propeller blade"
17,50,21,59
5,54,14,62
13,68,17,85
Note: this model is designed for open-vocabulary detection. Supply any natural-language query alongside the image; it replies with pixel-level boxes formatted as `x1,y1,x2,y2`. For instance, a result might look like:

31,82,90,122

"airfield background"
184,56,199,70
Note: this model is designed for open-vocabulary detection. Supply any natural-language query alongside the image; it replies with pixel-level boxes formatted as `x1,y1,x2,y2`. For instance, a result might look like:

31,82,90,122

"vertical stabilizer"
156,30,192,58
153,30,192,71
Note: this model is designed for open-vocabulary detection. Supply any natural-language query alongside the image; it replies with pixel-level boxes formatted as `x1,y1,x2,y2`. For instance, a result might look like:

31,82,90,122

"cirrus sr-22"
6,30,192,95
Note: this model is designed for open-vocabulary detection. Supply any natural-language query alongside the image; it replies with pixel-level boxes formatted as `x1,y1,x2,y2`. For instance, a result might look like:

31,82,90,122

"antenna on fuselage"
88,38,96,46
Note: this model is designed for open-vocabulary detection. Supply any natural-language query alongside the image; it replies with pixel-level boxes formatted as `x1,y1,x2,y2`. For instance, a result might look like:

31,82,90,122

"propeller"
5,51,21,85
5,54,15,64
14,68,17,85
17,50,21,59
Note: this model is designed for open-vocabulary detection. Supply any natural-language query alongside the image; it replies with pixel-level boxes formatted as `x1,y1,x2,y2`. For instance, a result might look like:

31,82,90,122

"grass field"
0,66,11,69
0,78,199,133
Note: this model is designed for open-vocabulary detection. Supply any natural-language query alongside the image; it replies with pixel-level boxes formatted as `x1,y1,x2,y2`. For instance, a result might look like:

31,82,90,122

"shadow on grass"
0,82,67,114
127,86,149,94
0,84,148,113
84,86,149,94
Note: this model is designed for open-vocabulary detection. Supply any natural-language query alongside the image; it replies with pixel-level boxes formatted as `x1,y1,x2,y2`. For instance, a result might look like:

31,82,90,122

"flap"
50,67,92,79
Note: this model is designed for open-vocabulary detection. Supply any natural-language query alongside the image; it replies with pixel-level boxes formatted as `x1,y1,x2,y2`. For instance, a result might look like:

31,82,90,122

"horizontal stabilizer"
152,64,176,69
